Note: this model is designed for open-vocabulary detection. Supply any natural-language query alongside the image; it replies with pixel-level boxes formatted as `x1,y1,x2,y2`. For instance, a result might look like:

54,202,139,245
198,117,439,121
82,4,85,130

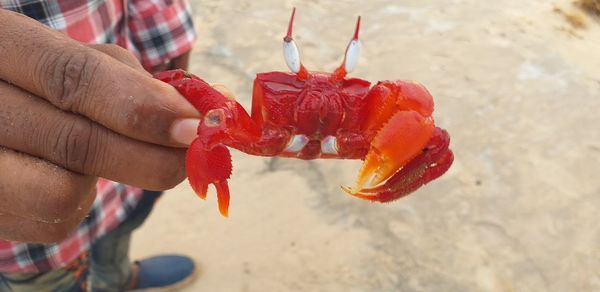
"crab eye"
283,39,301,73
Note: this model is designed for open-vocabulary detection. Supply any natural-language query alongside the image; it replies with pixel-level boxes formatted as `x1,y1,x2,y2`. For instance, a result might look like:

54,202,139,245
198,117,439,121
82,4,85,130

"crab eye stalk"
283,39,300,73
344,16,362,73
283,8,309,79
332,16,362,81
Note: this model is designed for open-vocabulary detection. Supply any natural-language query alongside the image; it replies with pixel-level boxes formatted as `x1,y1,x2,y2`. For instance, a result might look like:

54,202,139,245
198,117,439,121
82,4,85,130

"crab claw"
344,127,453,202
155,69,241,217
186,139,232,217
349,110,435,191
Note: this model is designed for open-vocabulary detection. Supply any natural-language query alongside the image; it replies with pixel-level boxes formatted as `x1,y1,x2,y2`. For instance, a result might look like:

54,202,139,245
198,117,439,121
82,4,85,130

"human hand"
0,9,200,242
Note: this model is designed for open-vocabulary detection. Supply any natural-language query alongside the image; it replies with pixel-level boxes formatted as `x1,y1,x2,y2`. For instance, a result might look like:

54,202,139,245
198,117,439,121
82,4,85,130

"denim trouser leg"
90,190,162,292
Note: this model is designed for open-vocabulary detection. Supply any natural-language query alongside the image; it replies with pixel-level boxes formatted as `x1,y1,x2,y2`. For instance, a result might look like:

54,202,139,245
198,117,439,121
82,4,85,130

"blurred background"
131,0,600,291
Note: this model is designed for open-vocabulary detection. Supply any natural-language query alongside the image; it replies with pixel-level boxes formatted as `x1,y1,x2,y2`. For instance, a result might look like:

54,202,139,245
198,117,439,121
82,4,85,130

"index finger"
0,9,199,147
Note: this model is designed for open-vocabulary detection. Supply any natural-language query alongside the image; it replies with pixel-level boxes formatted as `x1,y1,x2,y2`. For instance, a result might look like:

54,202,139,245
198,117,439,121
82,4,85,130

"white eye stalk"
283,39,301,73
344,39,361,74
331,16,362,81
343,16,362,74
282,8,308,78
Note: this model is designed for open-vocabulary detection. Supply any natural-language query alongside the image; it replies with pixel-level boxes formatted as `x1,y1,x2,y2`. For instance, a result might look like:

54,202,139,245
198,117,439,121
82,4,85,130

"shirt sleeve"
127,0,197,69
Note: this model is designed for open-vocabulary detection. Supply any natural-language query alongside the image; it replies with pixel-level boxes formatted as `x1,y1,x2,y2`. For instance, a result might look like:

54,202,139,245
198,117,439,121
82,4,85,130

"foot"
127,255,198,291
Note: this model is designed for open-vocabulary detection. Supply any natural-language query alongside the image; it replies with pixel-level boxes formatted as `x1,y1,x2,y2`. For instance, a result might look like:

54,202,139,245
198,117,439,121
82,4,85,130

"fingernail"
170,119,200,145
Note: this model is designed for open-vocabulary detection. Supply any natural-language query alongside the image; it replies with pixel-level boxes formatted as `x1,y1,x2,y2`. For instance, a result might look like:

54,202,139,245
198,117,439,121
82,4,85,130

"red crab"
155,9,454,217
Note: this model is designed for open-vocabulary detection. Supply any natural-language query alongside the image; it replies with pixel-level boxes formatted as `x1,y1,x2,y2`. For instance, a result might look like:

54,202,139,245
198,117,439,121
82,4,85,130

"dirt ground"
131,1,600,291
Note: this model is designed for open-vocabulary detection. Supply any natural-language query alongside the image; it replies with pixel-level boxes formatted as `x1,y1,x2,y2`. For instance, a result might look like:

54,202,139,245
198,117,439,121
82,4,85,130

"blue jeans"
0,191,162,292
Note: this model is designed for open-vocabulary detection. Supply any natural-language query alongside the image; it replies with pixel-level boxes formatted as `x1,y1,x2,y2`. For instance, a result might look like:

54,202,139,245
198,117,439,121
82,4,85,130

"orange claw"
342,80,437,195
342,79,454,201
344,110,435,194
348,127,453,202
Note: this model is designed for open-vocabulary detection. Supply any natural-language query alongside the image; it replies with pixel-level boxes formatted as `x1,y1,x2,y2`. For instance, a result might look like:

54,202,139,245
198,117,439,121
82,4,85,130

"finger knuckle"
54,119,99,172
46,51,101,111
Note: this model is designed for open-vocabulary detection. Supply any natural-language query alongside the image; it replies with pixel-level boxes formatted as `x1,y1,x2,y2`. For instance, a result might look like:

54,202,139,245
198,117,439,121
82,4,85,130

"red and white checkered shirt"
0,0,196,273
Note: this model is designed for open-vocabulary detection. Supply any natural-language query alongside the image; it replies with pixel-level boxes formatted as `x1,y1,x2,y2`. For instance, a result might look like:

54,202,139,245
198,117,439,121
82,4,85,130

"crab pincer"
341,81,454,202
155,70,254,217
346,127,454,202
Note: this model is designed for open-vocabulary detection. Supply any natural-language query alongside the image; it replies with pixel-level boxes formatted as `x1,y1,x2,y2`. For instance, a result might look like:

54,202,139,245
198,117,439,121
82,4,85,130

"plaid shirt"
0,0,196,273
0,0,196,69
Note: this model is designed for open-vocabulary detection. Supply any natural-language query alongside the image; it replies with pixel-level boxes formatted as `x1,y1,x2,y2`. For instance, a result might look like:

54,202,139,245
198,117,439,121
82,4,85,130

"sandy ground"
131,1,600,291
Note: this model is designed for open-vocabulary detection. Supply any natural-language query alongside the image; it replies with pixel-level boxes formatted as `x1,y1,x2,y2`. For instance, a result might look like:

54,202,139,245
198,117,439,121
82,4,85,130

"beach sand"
131,0,600,291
